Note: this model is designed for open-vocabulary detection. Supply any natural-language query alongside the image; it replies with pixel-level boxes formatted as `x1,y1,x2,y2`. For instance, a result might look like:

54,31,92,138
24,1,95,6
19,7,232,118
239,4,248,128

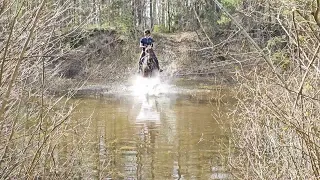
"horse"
140,46,159,78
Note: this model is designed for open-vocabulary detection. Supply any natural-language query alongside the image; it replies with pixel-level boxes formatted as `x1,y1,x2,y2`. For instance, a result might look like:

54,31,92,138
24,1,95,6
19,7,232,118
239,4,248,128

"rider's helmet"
144,29,151,35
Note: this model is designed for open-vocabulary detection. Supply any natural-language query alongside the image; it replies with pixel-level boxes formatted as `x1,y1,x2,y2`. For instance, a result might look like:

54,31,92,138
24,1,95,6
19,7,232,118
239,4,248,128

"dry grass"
0,1,105,178
226,1,320,179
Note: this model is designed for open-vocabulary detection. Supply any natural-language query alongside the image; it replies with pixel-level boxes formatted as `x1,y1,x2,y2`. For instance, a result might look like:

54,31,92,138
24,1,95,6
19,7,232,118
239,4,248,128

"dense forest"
0,0,319,179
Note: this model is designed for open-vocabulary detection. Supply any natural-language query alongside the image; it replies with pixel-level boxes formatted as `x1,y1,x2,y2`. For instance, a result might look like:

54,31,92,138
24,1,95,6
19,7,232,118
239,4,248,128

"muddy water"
71,81,233,179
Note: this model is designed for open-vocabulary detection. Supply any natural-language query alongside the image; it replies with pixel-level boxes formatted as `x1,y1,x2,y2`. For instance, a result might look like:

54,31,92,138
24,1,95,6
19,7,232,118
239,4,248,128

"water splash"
131,75,169,96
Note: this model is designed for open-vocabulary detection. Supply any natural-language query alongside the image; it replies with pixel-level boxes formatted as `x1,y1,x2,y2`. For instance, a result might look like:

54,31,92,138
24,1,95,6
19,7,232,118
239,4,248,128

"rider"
138,29,162,73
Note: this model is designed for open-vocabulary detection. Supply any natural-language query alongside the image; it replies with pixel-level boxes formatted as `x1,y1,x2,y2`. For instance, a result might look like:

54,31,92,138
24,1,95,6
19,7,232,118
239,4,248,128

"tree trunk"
137,0,142,27
167,0,170,31
150,0,153,29
132,0,137,37
153,0,157,25
161,0,165,25
92,0,96,24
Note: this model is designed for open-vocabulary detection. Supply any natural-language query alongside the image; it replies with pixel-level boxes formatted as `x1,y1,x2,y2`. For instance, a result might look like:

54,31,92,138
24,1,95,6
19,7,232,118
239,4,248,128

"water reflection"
125,96,165,180
136,96,161,124
71,93,230,179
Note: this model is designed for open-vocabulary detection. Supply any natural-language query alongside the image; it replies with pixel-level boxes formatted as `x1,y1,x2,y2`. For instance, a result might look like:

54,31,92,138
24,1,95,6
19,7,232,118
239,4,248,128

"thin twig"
212,0,289,89
292,44,320,111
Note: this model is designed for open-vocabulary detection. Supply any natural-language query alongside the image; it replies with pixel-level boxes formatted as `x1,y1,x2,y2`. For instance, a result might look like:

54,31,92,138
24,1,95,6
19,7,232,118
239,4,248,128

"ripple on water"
70,78,233,179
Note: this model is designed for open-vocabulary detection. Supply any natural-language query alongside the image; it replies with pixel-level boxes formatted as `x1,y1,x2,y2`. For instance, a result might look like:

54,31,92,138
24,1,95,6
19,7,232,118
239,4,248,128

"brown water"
71,82,233,179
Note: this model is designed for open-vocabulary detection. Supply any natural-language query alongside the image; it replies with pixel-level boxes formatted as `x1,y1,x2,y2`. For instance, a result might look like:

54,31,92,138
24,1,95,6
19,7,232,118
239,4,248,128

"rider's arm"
140,42,146,49
151,37,154,47
140,38,146,49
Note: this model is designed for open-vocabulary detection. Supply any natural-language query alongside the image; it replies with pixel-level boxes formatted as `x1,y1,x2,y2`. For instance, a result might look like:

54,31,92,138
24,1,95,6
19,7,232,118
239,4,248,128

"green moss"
223,0,241,7
271,51,291,71
153,24,170,33
85,23,116,31
217,14,231,25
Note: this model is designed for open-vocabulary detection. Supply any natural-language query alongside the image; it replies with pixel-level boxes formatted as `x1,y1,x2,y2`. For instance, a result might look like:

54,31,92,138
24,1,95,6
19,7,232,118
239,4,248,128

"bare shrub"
0,1,105,178
227,1,320,179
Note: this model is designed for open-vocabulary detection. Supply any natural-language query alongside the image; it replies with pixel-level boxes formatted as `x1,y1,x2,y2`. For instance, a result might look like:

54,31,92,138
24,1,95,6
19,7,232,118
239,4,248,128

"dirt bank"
155,31,237,83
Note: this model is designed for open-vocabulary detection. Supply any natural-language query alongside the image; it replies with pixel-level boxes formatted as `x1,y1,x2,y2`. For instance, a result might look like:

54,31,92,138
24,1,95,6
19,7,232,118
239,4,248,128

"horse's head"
142,46,155,68
141,45,157,77
142,45,154,64
145,45,153,54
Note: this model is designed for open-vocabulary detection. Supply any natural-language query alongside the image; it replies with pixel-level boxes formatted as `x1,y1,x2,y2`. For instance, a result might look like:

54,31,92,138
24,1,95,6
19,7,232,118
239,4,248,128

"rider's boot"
154,57,163,72
137,57,142,74
137,66,141,74
159,66,163,72
156,62,163,72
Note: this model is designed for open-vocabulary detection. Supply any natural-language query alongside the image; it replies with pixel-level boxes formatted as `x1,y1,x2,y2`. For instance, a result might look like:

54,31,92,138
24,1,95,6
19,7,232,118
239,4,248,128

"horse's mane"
141,45,157,77
145,45,154,55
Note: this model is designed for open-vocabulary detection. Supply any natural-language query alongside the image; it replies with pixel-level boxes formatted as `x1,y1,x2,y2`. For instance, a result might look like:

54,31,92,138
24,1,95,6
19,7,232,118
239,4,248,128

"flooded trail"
70,77,233,179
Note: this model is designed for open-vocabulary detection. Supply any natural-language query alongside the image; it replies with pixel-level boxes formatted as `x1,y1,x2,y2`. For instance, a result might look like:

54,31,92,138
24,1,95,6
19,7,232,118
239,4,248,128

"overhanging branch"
212,0,289,89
